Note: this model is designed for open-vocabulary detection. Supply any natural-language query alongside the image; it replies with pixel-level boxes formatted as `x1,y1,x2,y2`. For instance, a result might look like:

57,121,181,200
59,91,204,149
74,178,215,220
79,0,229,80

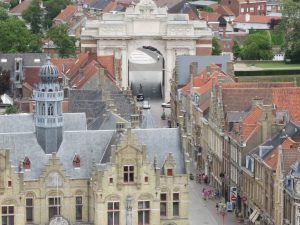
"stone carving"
49,216,70,225
47,172,63,187
100,25,125,36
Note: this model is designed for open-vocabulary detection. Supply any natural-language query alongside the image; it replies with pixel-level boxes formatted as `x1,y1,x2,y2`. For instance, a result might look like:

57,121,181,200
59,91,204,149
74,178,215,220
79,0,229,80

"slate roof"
133,128,185,174
0,112,184,180
0,53,48,70
0,113,87,133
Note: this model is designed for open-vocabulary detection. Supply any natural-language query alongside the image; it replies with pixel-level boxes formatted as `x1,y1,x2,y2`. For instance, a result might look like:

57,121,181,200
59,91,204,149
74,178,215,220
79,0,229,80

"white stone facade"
81,0,211,101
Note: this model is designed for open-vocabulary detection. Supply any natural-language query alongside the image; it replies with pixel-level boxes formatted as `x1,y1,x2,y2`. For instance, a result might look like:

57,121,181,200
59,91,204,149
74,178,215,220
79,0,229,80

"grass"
247,63,300,70
238,74,300,86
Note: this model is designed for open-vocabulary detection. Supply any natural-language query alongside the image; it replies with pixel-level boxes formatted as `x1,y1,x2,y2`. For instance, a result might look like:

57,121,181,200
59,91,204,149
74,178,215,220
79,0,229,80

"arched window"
48,104,54,116
23,157,31,170
73,154,81,168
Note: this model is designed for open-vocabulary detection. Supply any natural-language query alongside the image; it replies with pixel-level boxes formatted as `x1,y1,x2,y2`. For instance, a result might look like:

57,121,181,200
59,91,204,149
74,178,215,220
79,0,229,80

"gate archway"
81,0,212,101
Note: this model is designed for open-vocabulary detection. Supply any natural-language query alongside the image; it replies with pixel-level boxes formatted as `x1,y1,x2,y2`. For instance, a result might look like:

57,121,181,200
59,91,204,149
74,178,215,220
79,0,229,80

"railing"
36,116,63,127
33,90,64,101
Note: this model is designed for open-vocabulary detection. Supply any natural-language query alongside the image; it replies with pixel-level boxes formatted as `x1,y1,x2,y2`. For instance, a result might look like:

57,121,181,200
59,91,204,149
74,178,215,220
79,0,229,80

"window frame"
26,198,34,223
160,193,167,217
123,165,134,183
48,197,61,220
107,201,120,225
75,196,83,221
138,201,150,225
2,205,14,225
173,193,180,217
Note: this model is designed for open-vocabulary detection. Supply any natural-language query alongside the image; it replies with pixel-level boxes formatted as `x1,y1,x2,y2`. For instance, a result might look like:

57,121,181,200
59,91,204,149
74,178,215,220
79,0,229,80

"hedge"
235,69,300,76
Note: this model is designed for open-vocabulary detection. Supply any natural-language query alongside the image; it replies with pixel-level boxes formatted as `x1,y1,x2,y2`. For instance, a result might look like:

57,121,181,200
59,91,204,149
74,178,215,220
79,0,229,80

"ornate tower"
33,57,64,154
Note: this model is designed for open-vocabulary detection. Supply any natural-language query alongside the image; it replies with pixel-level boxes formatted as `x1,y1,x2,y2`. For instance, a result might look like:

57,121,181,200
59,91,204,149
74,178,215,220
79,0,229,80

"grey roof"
91,0,111,10
57,130,114,179
0,132,50,180
133,128,185,174
226,111,248,123
0,53,48,71
189,0,217,7
98,111,128,130
176,55,231,85
252,121,300,159
0,113,87,133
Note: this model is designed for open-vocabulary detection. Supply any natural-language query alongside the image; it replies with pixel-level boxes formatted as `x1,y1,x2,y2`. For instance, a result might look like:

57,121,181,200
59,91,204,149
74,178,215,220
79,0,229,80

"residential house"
9,0,32,18
221,0,267,16
233,14,281,31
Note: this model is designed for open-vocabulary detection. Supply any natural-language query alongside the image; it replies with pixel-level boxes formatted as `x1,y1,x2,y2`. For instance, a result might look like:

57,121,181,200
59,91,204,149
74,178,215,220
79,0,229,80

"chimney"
189,62,198,78
245,13,250,22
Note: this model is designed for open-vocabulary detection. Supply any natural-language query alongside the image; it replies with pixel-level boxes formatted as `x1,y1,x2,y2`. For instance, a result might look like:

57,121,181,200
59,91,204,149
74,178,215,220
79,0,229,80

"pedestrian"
216,202,219,213
204,175,208,184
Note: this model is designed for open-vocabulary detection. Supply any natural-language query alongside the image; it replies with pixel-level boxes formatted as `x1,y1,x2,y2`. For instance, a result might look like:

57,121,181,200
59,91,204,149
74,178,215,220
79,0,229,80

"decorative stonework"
46,172,63,187
49,216,70,225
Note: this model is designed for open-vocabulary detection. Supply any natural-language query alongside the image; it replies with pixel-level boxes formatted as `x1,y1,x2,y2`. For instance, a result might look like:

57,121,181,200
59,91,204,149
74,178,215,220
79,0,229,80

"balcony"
36,116,63,127
33,90,64,101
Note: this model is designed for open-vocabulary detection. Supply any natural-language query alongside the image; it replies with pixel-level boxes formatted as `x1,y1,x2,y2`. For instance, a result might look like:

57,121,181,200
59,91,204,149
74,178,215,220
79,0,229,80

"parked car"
143,100,151,109
161,101,171,108
137,93,144,101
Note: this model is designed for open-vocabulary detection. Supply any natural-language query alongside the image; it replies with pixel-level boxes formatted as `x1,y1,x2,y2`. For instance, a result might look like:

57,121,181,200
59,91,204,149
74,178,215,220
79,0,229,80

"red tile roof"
53,5,77,23
24,67,40,87
214,5,234,16
70,60,100,88
97,55,114,75
9,0,32,14
242,106,263,140
200,11,221,22
51,58,76,76
234,15,281,24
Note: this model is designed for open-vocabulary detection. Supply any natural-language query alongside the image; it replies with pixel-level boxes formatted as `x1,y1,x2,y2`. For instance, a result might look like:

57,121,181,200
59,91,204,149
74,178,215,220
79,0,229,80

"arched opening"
128,46,164,100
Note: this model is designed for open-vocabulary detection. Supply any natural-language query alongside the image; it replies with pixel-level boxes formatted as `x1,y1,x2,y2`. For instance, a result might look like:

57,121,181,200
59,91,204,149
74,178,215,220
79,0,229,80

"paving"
189,176,243,225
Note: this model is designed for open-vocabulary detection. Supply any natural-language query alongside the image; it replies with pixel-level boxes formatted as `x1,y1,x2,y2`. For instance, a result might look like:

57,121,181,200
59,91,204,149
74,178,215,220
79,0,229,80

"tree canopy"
240,32,273,60
43,0,71,28
280,0,300,63
0,7,8,21
47,24,76,58
233,40,241,60
212,37,222,55
22,0,44,33
0,17,42,53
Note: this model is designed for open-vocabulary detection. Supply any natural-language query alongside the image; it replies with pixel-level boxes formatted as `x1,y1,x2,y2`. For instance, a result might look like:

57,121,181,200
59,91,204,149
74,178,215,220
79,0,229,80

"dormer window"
73,154,81,168
23,157,31,170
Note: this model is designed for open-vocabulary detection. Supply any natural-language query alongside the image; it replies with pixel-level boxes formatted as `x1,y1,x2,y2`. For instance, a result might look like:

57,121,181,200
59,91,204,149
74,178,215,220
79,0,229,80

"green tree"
240,32,273,60
0,7,8,20
280,0,300,63
47,24,76,57
9,0,18,9
233,40,241,60
22,0,44,33
5,105,19,114
0,17,42,53
212,37,222,55
43,0,70,28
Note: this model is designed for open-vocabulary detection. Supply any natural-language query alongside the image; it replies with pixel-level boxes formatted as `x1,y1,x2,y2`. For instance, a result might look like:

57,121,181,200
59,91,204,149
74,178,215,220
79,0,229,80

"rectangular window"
76,197,83,221
48,197,61,220
173,193,179,217
250,7,254,12
123,165,134,183
26,198,33,222
138,201,150,225
241,8,244,13
2,206,14,225
107,202,119,225
167,169,173,176
160,193,167,217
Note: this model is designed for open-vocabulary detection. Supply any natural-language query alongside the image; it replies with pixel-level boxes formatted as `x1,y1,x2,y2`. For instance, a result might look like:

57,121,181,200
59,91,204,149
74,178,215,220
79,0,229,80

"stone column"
164,48,173,102
121,48,128,89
